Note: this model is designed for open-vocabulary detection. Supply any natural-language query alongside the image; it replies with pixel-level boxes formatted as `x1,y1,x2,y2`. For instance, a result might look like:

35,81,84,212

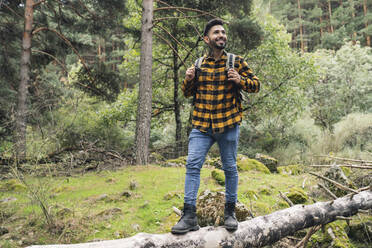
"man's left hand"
227,69,241,84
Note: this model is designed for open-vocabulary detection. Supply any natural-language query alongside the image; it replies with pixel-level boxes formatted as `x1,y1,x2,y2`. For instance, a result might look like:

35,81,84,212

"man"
171,19,260,234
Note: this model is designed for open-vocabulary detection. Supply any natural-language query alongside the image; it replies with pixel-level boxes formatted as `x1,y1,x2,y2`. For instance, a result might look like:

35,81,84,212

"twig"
279,191,294,207
308,164,372,170
154,6,221,20
309,172,359,194
318,183,337,199
173,206,182,216
294,225,321,248
313,155,372,164
153,32,186,66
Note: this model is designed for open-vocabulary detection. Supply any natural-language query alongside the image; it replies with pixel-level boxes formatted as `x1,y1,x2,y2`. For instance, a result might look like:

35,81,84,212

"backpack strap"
225,53,243,111
226,53,236,71
192,56,204,106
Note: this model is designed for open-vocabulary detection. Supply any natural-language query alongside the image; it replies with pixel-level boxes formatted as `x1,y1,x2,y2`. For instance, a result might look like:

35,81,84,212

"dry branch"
314,155,372,164
309,164,372,170
309,172,359,194
28,190,372,248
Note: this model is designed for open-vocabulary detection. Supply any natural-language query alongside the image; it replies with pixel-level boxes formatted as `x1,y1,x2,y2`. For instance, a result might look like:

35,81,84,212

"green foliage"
70,62,122,102
310,42,372,131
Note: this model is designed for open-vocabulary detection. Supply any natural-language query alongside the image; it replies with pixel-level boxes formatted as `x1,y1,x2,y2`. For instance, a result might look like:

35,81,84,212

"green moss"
287,187,308,204
211,169,225,186
237,155,270,174
341,166,351,177
0,179,26,192
243,190,259,200
258,187,272,195
164,156,187,167
278,200,290,208
277,164,304,175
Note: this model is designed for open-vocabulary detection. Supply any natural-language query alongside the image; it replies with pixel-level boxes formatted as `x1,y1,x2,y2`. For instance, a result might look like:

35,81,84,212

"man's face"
204,25,227,50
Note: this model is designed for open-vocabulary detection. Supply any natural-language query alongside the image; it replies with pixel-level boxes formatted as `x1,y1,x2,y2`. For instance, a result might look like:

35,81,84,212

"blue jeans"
184,125,240,206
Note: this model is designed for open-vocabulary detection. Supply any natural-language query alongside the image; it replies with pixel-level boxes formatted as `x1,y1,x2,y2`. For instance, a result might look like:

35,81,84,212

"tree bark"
135,0,153,165
16,0,34,159
363,0,371,46
173,41,182,158
297,0,305,53
328,0,334,33
27,190,372,248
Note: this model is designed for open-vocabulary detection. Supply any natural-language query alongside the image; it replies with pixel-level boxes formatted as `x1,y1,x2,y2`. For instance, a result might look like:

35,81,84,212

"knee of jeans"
186,167,200,176
223,164,238,174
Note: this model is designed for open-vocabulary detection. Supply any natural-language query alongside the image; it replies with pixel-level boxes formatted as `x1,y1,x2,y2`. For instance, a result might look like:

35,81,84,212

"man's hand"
185,66,195,82
227,68,241,84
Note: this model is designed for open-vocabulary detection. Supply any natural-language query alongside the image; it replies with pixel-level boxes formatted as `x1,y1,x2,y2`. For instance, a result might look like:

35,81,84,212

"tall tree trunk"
363,0,371,46
173,44,182,158
349,0,357,44
16,0,34,159
328,0,334,33
297,0,305,53
135,0,153,165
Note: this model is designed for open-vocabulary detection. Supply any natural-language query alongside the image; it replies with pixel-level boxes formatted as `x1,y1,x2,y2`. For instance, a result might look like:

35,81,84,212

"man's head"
203,19,227,50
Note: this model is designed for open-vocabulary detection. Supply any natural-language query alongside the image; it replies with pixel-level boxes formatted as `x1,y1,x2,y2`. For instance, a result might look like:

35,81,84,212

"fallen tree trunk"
28,190,372,248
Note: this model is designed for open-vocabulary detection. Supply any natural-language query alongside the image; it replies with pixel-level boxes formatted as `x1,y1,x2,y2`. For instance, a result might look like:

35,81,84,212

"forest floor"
0,163,370,247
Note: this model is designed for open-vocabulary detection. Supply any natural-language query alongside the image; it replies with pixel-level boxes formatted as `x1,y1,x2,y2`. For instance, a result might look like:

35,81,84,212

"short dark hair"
203,18,225,37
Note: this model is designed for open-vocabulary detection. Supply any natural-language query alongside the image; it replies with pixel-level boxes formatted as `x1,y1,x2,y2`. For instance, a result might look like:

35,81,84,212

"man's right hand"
185,66,195,82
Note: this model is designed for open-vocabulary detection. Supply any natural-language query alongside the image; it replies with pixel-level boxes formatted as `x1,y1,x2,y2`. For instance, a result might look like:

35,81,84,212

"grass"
0,164,319,247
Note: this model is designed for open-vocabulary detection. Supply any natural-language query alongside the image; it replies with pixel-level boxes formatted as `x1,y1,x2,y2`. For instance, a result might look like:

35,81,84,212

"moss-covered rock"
307,221,353,248
255,153,278,172
277,164,304,175
278,200,290,208
163,156,187,167
163,191,182,201
205,157,222,169
211,169,225,186
287,187,308,204
196,190,252,227
237,154,270,174
0,179,26,192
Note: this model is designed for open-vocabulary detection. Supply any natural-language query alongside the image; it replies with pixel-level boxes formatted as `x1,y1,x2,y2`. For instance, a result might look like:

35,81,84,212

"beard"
210,38,226,50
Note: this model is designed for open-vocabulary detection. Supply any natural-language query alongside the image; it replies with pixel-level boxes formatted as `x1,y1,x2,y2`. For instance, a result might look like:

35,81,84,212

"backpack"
193,53,242,109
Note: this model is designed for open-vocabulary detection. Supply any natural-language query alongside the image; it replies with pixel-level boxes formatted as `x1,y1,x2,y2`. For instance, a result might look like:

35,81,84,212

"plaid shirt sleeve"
236,56,260,93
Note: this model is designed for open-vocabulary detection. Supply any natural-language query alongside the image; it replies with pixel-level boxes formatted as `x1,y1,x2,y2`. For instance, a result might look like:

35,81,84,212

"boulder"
255,153,278,172
196,190,252,227
287,187,308,204
237,154,270,174
163,156,187,167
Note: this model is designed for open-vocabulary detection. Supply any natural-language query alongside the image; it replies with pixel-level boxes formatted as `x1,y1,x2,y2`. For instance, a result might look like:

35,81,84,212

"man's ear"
203,36,209,45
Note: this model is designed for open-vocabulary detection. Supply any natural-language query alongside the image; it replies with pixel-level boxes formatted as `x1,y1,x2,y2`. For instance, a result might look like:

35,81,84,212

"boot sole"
224,225,238,231
171,225,200,234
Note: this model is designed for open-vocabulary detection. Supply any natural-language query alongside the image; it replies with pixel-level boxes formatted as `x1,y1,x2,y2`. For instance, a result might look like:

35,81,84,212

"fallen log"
28,190,372,248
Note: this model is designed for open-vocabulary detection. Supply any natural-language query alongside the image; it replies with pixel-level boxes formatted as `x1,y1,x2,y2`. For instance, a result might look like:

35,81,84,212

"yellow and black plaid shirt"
181,51,260,133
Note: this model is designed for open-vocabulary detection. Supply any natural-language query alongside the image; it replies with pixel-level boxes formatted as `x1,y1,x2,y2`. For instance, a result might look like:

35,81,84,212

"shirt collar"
205,50,228,62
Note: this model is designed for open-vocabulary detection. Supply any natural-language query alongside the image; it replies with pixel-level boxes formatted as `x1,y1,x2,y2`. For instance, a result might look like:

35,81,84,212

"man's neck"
209,48,224,60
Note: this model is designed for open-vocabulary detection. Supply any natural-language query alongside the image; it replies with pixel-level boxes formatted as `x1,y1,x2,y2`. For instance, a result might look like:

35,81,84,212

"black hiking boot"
171,203,200,234
224,202,238,231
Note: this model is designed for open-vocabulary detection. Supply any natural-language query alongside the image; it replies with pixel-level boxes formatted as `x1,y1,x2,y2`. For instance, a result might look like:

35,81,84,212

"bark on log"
28,190,372,248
